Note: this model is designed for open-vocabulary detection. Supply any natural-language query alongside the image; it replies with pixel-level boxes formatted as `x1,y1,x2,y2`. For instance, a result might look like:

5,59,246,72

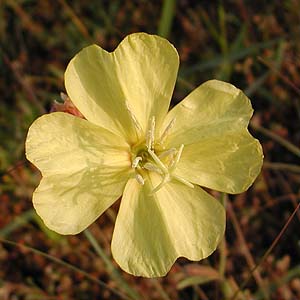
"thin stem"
228,201,268,299
157,0,176,38
218,193,229,299
151,279,172,300
257,56,300,96
230,202,300,300
250,122,300,158
254,264,300,300
84,229,140,300
0,237,131,300
218,193,227,279
0,209,35,238
58,0,92,41
263,161,300,173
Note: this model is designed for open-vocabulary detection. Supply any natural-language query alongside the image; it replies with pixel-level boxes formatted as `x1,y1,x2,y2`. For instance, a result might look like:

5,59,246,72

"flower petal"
65,33,179,143
111,174,225,277
162,80,263,193
174,131,263,194
162,80,254,147
26,112,131,234
32,171,127,234
26,112,130,176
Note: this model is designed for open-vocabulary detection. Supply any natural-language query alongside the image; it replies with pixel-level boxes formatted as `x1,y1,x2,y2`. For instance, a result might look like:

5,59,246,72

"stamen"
160,118,176,143
125,100,142,133
143,162,163,174
135,173,145,185
150,174,170,194
158,148,177,159
170,144,184,171
148,149,168,174
172,174,194,189
132,156,142,168
146,116,156,150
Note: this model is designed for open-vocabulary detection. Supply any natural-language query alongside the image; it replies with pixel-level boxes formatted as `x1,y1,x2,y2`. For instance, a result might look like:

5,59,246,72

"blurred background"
1,0,300,299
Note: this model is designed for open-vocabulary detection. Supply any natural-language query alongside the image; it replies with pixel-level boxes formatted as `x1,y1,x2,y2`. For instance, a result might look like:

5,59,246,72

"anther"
146,116,156,150
170,144,184,171
125,100,143,133
132,156,142,169
160,118,176,143
135,173,145,185
143,162,163,174
158,148,177,159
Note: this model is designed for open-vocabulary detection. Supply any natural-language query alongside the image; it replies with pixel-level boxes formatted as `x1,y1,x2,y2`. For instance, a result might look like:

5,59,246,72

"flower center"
131,116,194,193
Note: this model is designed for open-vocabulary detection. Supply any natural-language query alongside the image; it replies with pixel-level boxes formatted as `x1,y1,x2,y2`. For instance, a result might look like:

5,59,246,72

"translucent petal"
174,131,263,194
26,112,131,234
111,174,225,277
162,80,254,147
65,33,179,143
26,112,130,176
32,171,127,234
161,80,263,193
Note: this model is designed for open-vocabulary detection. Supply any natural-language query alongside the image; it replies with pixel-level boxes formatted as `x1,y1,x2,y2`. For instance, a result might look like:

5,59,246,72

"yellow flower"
25,33,263,277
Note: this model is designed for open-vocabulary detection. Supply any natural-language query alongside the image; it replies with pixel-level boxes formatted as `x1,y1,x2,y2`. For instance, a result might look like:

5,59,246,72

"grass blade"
158,0,176,38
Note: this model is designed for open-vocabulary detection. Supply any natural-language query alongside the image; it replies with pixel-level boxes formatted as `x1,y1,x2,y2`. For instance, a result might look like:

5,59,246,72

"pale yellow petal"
174,131,263,194
162,80,253,147
26,112,130,177
111,173,225,277
161,80,263,193
32,170,127,234
25,112,131,234
65,33,179,143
